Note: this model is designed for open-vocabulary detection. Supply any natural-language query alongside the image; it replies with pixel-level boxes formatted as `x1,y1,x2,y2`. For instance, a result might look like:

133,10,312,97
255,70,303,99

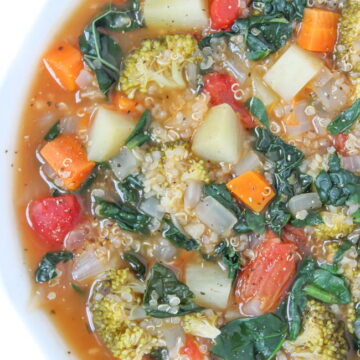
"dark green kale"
125,109,152,149
214,241,241,279
117,175,144,206
123,251,146,280
290,211,323,227
327,99,360,135
44,120,60,141
253,0,307,21
245,97,269,128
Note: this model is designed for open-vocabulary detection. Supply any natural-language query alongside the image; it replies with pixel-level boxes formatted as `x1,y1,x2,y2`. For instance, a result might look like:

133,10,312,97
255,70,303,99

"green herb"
355,305,360,350
150,347,170,360
71,283,85,294
211,314,287,360
117,175,143,205
290,211,323,227
315,153,360,206
143,263,203,318
125,109,152,149
327,99,360,135
96,198,151,234
353,208,360,224
265,197,291,235
333,240,353,264
44,120,60,141
214,241,241,279
245,97,270,128
163,217,199,251
35,251,73,283
253,0,307,21
123,251,146,280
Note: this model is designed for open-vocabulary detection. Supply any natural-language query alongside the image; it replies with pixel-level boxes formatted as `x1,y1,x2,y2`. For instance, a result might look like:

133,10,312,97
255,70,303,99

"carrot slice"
297,8,340,53
40,134,95,191
226,171,275,212
43,43,83,91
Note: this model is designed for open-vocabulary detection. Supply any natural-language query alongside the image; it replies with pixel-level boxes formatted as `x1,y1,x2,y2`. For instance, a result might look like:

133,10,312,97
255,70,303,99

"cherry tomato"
333,133,349,156
211,0,241,30
180,334,205,360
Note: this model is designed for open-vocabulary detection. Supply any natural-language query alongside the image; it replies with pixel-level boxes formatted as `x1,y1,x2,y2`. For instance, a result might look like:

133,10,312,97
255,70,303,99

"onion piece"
233,151,262,176
184,180,203,210
153,238,178,262
195,196,237,236
64,229,86,251
288,192,322,216
128,306,147,320
76,69,94,89
60,116,79,134
162,325,185,359
341,156,360,173
72,252,107,282
140,197,164,220
109,147,140,180
286,101,312,137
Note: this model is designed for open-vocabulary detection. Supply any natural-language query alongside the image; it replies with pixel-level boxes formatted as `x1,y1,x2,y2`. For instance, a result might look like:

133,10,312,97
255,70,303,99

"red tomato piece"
234,233,299,316
28,194,81,249
333,133,349,156
211,0,241,30
282,225,309,255
203,72,256,129
180,335,204,360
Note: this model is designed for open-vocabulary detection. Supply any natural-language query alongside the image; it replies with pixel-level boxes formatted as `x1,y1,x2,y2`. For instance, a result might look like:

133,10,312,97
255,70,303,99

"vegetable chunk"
226,171,275,212
264,44,322,101
40,134,95,191
43,43,83,91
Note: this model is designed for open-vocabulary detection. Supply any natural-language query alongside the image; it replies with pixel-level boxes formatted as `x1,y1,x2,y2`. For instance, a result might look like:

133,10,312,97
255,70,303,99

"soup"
15,0,360,359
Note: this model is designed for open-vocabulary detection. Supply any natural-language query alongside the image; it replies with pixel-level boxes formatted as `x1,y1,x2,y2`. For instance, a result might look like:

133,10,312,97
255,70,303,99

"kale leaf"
315,153,360,206
211,314,287,360
117,175,144,206
150,347,170,360
245,97,269,128
333,240,353,264
290,211,323,227
253,0,307,22
327,99,360,135
35,251,74,283
125,109,152,149
44,120,60,141
214,241,241,279
143,263,203,318
123,251,146,280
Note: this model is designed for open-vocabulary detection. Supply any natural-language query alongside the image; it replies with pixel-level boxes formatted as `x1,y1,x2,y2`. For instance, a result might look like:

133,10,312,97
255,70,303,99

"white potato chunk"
87,107,135,162
143,0,209,31
264,45,322,101
251,73,278,106
192,103,245,163
185,262,232,310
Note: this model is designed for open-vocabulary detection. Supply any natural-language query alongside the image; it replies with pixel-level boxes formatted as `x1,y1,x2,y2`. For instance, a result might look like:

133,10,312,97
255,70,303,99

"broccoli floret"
183,311,220,339
282,300,348,360
89,268,162,360
120,34,200,98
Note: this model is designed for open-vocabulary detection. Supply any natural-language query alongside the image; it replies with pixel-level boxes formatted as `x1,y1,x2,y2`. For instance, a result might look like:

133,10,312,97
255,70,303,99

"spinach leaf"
123,251,146,280
315,153,360,206
333,240,353,264
232,15,292,60
253,0,307,22
44,120,60,141
163,217,199,251
71,282,85,295
143,263,203,318
327,99,360,135
117,175,143,205
214,241,241,279
245,97,269,128
211,314,287,360
96,198,151,234
244,209,266,234
125,109,152,149
35,251,73,283
150,347,169,360
290,211,323,227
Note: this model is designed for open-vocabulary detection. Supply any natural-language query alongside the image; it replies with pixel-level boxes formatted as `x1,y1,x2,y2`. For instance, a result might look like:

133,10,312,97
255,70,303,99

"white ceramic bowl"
0,1,81,358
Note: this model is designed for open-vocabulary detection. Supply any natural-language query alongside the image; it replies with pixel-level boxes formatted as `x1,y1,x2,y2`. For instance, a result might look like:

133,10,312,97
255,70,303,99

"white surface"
0,1,79,359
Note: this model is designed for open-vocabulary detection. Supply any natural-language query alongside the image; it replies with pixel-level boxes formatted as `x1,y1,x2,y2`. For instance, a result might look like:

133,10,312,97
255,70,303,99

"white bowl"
0,1,81,358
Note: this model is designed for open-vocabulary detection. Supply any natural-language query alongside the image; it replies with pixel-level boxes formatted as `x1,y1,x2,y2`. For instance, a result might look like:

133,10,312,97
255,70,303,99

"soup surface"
15,0,360,359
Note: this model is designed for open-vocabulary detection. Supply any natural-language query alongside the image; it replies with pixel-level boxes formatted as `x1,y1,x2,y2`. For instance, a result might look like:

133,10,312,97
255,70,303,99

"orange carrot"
43,43,83,91
297,8,340,53
114,92,138,114
40,134,95,191
226,171,275,212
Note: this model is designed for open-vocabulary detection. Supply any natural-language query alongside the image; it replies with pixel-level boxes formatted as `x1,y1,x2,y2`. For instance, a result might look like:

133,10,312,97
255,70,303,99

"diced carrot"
226,171,275,212
114,92,138,113
40,134,95,191
297,8,340,53
43,43,83,91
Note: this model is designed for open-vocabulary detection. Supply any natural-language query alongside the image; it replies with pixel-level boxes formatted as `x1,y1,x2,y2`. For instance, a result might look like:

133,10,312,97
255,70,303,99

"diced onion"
288,192,322,216
60,116,79,134
72,252,107,282
128,306,147,320
233,151,262,176
76,69,94,89
162,325,185,360
195,196,237,235
286,101,312,137
64,229,86,251
140,197,164,220
341,156,360,173
109,147,139,180
153,238,177,262
184,180,203,209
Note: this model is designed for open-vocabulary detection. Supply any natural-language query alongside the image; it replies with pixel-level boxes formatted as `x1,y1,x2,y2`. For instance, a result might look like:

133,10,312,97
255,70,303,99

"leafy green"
71,283,85,295
117,175,143,205
143,263,203,318
211,314,287,360
353,209,360,224
96,198,151,234
163,217,199,251
327,99,360,135
44,120,60,141
125,109,152,149
315,153,360,206
35,251,73,283
214,241,241,279
253,0,307,21
245,97,269,128
290,211,323,227
150,347,169,360
265,197,291,235
123,251,146,280
333,240,353,264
